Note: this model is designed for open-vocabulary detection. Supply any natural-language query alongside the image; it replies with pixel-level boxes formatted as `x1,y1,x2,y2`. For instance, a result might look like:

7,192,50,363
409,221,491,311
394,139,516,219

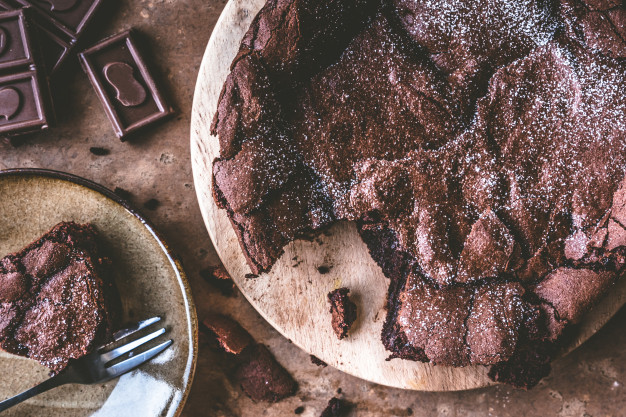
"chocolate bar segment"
0,70,53,134
79,30,173,140
0,9,34,71
36,23,71,74
0,1,74,74
13,0,103,39
0,0,14,11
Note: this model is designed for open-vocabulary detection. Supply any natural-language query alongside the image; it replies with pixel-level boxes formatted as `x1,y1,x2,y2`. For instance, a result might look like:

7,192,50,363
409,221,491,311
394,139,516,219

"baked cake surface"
211,0,626,387
0,222,119,374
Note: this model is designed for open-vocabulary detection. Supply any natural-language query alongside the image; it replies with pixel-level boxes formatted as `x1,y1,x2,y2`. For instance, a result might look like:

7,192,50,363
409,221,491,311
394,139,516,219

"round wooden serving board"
190,0,626,391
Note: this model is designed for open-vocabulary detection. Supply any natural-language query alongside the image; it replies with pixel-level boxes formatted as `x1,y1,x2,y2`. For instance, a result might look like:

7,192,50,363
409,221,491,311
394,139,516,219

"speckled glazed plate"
0,169,197,417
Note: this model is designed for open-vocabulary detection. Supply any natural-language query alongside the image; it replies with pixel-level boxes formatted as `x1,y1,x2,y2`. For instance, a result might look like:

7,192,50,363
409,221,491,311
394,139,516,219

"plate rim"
0,167,199,417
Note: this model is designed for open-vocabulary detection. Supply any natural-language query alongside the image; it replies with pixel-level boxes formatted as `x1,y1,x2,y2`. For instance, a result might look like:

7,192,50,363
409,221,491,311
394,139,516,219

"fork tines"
98,316,172,377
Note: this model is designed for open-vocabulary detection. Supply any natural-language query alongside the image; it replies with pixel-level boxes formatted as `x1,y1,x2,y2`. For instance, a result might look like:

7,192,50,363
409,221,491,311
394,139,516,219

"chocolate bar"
0,8,35,71
0,0,83,75
12,0,104,40
79,30,173,140
0,70,53,134
36,22,71,74
0,9,54,135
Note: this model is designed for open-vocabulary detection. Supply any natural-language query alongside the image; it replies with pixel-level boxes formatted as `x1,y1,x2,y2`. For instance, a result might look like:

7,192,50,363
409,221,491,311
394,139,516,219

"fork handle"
0,372,68,412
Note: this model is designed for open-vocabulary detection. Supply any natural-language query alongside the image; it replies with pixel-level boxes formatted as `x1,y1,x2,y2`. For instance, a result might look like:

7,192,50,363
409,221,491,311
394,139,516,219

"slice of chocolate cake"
0,222,119,374
211,0,626,387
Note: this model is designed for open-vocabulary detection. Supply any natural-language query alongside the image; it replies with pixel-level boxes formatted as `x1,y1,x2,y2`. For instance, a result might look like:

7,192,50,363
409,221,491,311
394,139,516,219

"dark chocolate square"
0,70,52,134
0,0,13,11
0,2,75,74
36,22,71,73
14,0,103,39
0,9,34,71
79,30,174,140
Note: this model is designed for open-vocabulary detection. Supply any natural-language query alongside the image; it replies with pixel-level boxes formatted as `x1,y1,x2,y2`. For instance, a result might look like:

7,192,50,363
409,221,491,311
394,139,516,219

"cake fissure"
210,0,626,387
0,222,120,374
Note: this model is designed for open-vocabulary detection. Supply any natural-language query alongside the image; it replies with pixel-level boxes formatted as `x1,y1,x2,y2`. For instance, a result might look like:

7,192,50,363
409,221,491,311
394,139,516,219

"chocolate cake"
202,313,298,402
0,222,119,374
202,313,254,355
211,0,626,387
235,344,298,402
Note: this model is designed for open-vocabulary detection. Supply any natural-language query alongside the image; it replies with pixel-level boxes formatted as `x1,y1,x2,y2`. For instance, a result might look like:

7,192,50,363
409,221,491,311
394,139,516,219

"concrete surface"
1,0,624,415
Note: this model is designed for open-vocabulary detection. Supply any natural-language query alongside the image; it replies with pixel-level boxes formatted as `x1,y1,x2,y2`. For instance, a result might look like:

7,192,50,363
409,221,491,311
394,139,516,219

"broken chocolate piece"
235,344,297,403
79,30,173,140
13,0,105,40
327,288,357,340
35,22,72,74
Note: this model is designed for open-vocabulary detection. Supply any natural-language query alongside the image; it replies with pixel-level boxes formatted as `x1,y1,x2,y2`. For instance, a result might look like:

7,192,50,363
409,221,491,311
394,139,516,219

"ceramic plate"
0,169,197,417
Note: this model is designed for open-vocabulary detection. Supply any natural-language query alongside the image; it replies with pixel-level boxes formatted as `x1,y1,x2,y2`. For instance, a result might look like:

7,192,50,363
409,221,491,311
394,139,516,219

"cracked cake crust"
210,0,626,387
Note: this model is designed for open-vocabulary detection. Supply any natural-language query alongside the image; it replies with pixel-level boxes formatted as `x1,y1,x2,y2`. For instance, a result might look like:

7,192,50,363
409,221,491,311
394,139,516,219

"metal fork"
0,316,172,413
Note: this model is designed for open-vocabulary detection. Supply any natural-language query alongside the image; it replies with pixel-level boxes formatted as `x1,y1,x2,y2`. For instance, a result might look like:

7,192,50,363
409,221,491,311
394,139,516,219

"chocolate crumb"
336,388,342,394
320,397,351,417
295,406,305,414
317,266,331,274
310,355,328,367
143,198,160,210
201,314,253,355
200,265,236,297
327,288,357,340
89,147,110,156
245,273,259,279
113,187,132,200
235,344,297,403
407,407,413,415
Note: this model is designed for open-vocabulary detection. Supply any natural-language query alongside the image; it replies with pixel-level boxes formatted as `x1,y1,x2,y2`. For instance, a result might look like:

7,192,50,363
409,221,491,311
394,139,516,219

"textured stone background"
1,0,624,415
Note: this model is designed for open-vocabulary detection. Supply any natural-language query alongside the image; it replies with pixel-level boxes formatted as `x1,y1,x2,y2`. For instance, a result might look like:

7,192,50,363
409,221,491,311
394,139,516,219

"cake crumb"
235,344,297,403
310,354,328,367
200,265,236,297
317,266,331,274
320,397,351,417
89,147,110,156
201,314,253,355
143,198,160,210
327,288,357,340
